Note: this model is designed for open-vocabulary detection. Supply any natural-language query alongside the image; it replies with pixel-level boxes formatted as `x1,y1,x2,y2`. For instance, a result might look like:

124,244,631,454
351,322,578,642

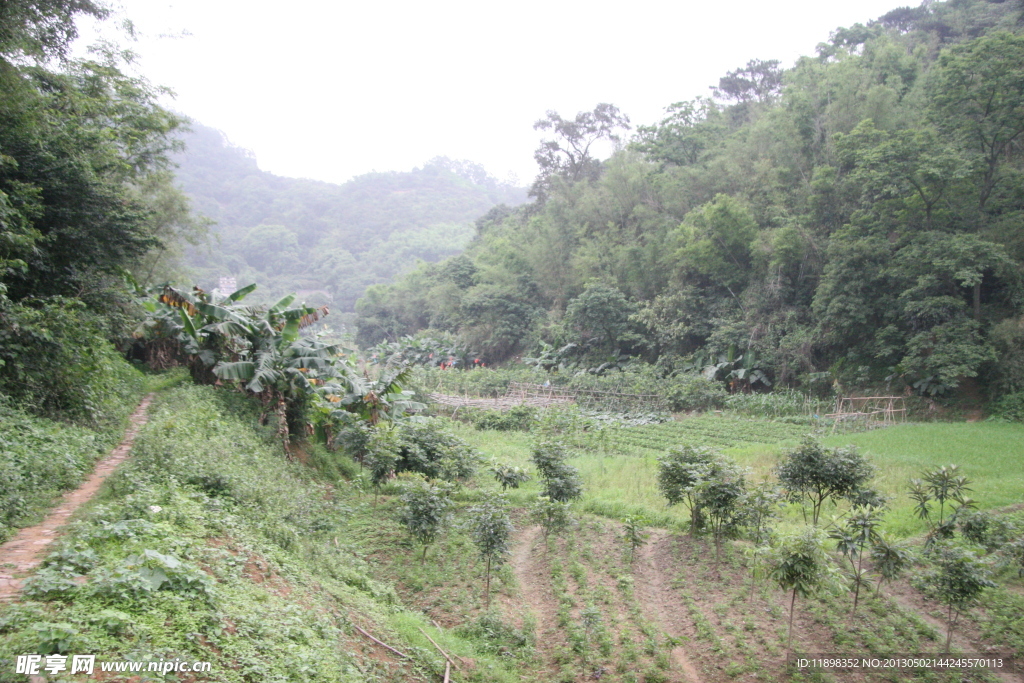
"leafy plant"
490,463,531,491
656,445,723,534
468,500,514,606
397,479,453,562
829,506,882,612
766,528,836,654
776,438,875,525
925,544,996,653
621,514,649,563
531,496,573,539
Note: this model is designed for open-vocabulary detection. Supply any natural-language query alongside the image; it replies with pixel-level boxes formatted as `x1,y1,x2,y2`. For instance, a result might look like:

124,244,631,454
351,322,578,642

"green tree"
532,103,630,198
397,480,453,563
657,445,723,534
926,544,996,653
829,506,882,612
776,438,875,525
468,500,514,606
767,528,835,654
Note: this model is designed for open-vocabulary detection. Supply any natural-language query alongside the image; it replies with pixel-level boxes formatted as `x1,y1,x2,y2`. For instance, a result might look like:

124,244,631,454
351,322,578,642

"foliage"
468,405,538,432
393,419,481,481
990,391,1024,422
694,459,747,563
776,438,875,526
924,543,997,652
656,445,724,534
397,479,453,562
531,496,573,539
869,532,912,597
766,528,836,652
829,506,882,612
490,463,531,491
908,464,976,545
531,439,583,503
620,514,649,563
467,500,514,606
0,298,144,425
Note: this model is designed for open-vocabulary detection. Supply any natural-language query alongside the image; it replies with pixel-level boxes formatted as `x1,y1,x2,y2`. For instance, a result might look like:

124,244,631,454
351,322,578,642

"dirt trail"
507,524,556,639
0,393,155,601
634,530,704,683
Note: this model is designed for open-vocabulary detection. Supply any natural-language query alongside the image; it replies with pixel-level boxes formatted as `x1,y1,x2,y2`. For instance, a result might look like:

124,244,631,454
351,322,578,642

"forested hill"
173,122,527,311
355,0,1024,401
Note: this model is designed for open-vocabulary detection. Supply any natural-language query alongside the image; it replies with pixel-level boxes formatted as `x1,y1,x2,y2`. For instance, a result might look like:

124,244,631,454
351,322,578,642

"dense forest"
173,123,527,311
356,0,1024,401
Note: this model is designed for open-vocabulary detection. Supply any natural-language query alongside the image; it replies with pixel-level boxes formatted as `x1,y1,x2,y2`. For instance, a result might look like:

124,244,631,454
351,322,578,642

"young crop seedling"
490,462,531,491
767,527,836,654
829,505,882,612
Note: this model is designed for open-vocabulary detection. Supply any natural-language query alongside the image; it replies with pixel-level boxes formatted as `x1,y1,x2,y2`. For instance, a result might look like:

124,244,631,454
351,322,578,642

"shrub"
990,391,1024,422
467,405,538,431
0,298,144,426
662,374,728,412
394,419,481,481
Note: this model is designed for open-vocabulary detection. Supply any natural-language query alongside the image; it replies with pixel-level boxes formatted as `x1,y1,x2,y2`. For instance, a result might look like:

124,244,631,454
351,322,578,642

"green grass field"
456,416,1024,538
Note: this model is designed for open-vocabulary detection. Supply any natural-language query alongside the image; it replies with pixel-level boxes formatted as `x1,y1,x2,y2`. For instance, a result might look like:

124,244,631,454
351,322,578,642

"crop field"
586,414,815,453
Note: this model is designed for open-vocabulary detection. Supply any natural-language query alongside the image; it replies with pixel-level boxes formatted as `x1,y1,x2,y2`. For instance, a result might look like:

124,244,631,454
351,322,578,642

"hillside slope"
174,122,528,311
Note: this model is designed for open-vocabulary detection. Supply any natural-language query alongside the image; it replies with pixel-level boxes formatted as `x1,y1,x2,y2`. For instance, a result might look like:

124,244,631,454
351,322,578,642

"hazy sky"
83,0,907,186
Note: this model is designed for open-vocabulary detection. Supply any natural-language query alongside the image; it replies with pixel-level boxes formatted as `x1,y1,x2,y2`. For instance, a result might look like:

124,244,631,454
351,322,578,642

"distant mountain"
172,122,528,312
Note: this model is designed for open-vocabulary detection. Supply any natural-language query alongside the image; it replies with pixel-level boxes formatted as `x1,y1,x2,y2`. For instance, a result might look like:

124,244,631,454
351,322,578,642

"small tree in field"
532,495,573,539
776,438,874,525
532,439,583,503
926,544,996,653
469,500,514,606
657,445,722,534
365,429,399,504
767,528,835,654
490,463,531,491
908,464,975,547
621,514,649,563
695,461,747,565
870,532,912,597
829,506,882,612
397,481,453,563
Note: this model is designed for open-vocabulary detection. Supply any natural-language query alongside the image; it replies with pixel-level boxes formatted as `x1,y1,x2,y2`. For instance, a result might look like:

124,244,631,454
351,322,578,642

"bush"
662,375,728,412
394,419,481,481
0,298,144,426
990,391,1024,422
466,405,538,431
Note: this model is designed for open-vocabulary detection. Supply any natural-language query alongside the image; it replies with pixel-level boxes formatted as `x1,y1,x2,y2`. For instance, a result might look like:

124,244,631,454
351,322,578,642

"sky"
80,0,908,187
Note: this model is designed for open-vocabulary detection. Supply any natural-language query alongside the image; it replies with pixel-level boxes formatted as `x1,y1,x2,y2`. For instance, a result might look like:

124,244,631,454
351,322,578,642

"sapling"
767,528,835,654
776,438,874,525
397,480,453,563
621,514,649,563
532,495,573,539
364,429,399,504
829,505,881,612
490,463,531,491
926,543,995,653
695,460,746,565
468,500,514,606
909,464,976,548
870,532,911,597
657,445,721,534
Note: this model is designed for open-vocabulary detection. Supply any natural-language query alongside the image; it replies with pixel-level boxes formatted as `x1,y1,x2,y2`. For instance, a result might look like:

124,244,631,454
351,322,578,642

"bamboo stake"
444,660,450,683
418,626,460,671
353,624,408,659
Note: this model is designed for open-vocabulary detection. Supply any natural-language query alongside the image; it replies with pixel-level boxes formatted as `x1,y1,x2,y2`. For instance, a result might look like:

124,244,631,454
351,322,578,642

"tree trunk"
973,282,981,321
485,556,492,607
787,588,797,656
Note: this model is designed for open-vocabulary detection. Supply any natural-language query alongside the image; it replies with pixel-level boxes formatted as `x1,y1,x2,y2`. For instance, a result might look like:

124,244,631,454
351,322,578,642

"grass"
457,416,1024,539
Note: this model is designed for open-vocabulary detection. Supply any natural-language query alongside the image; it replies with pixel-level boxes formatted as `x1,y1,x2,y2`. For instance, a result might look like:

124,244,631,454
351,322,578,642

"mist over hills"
172,122,528,312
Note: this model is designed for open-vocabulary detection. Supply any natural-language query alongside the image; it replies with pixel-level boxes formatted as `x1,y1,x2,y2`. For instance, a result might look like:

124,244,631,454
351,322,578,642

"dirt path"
507,524,557,640
0,393,155,601
634,530,704,683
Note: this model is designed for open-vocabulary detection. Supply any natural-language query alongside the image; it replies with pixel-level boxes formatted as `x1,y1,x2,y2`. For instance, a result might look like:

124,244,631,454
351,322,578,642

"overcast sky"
81,0,908,186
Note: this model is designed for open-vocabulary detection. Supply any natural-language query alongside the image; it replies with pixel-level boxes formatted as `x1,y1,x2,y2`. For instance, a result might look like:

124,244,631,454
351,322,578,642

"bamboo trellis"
825,396,907,433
